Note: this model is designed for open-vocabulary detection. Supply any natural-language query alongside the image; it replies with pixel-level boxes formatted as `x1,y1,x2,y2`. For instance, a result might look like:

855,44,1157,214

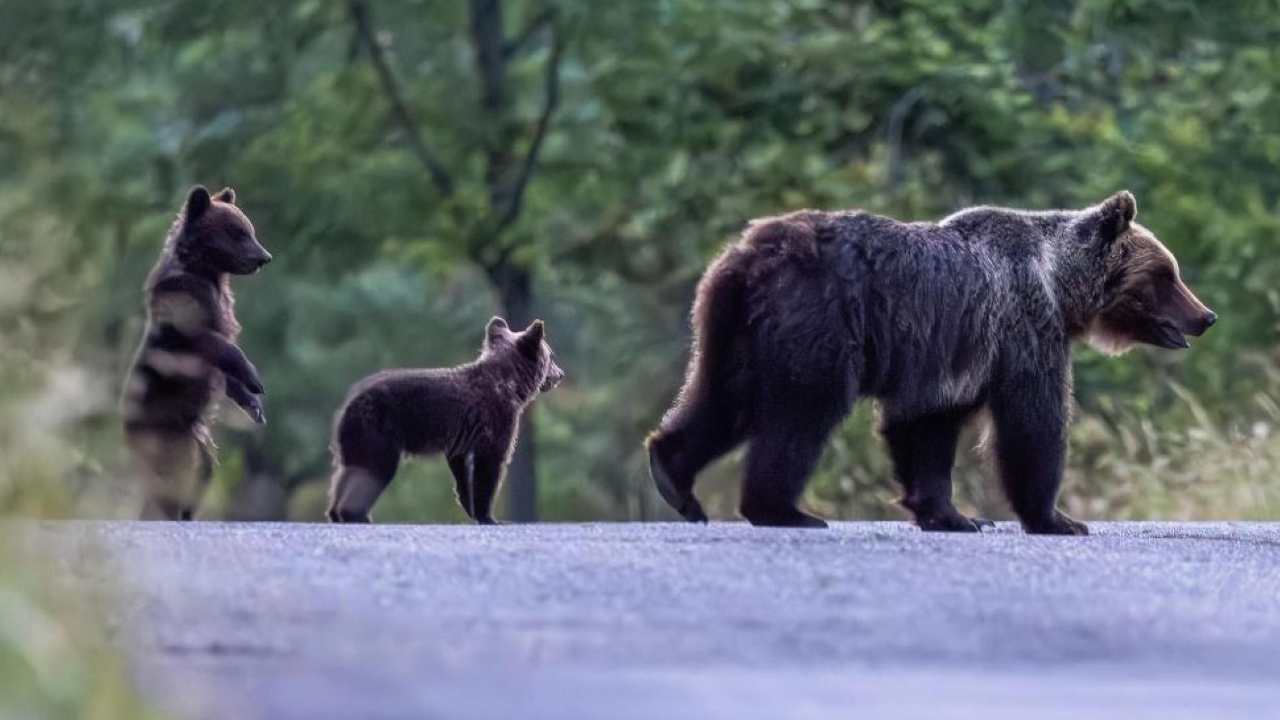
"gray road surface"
25,521,1280,719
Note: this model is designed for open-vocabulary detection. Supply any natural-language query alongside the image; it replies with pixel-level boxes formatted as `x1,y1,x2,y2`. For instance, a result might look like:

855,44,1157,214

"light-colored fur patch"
969,405,995,452
1083,317,1135,356
939,358,991,406
144,349,209,378
1034,240,1059,313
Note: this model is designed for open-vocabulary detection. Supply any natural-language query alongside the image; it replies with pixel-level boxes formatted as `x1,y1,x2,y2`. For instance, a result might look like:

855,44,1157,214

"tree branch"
349,0,455,196
495,19,564,233
504,7,555,59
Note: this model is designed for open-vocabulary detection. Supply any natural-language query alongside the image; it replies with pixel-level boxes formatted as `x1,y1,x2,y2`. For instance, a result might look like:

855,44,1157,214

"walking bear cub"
123,185,272,520
328,317,564,524
648,192,1216,534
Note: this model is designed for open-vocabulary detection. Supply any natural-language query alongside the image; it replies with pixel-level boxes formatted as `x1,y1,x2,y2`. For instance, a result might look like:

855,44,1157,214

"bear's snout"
1186,309,1216,337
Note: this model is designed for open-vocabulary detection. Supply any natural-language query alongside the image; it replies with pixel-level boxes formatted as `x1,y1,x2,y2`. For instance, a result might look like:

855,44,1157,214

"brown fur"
649,192,1215,534
123,185,272,520
1085,223,1215,355
326,317,564,524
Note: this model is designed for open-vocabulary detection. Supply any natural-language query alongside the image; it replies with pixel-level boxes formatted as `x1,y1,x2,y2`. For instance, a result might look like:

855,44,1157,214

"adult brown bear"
647,192,1215,534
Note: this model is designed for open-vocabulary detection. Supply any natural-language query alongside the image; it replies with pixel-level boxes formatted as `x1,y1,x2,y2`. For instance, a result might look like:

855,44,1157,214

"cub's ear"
486,316,509,342
214,187,236,204
1100,190,1137,236
519,319,545,350
185,185,212,221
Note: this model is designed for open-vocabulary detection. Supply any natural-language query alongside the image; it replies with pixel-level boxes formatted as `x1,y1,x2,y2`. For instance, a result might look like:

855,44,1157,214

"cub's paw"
241,394,267,425
245,374,265,396
475,517,505,526
1023,510,1089,536
240,360,265,395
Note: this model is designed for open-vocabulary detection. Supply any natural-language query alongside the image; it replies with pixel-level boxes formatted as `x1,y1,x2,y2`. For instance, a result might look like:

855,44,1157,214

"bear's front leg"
447,453,475,520
194,331,265,395
469,446,509,526
989,367,1088,536
226,375,266,424
882,404,991,532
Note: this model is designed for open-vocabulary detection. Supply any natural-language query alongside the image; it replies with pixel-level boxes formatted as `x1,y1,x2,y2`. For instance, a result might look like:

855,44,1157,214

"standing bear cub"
648,192,1215,534
123,185,272,520
328,317,564,524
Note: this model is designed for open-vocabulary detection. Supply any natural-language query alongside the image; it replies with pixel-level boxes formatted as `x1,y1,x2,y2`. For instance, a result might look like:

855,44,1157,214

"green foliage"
2,0,1278,524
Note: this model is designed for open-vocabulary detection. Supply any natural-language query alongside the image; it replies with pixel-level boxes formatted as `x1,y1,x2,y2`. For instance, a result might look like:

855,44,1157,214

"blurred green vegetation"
2,0,1279,526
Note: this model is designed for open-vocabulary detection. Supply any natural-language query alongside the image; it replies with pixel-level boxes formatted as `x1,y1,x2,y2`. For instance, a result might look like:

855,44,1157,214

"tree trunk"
470,0,541,522
226,443,289,521
491,262,539,522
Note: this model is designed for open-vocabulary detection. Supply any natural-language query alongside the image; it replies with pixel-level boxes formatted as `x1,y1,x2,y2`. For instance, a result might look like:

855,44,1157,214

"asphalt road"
24,521,1280,719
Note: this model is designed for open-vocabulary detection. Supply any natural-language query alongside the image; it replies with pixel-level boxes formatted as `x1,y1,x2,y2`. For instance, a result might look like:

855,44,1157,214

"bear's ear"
1099,190,1137,237
185,185,212,222
486,316,509,343
214,187,236,205
518,319,545,352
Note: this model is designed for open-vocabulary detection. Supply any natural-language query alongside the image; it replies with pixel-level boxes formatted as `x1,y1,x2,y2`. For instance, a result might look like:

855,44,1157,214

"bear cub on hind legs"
327,317,564,524
123,185,272,521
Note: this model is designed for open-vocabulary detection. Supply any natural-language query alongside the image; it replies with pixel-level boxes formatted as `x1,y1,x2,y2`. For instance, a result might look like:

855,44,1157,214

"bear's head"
483,316,565,394
1081,191,1216,355
173,185,272,276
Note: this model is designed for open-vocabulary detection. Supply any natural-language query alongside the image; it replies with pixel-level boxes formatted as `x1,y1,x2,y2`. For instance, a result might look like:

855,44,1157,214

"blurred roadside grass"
0,354,162,719
808,354,1280,523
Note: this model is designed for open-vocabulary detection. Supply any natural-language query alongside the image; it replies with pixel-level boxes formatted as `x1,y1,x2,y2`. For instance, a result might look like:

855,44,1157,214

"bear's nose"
1202,310,1217,328
259,251,273,265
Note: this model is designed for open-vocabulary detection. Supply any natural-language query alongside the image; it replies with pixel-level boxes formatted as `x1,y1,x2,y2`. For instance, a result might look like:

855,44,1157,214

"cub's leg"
447,453,475,520
989,370,1088,536
130,429,203,521
882,405,991,532
226,375,266,425
469,447,509,525
192,331,265,395
327,429,400,524
327,466,392,524
647,383,748,524
178,440,215,521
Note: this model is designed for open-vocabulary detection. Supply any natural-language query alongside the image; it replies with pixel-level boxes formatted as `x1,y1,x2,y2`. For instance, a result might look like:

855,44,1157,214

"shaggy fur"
648,191,1215,534
327,317,565,524
123,185,272,520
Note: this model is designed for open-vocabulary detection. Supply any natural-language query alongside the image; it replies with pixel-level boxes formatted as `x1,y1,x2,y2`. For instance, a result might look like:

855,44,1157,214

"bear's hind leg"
883,406,990,532
130,429,202,521
645,409,747,520
178,440,215,522
328,425,400,524
648,390,747,523
739,420,838,529
327,466,393,523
